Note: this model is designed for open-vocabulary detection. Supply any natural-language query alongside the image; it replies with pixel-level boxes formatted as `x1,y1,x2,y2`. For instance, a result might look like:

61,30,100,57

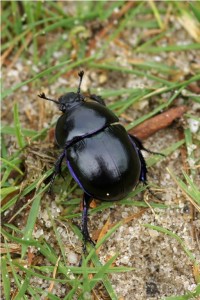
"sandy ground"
2,2,200,299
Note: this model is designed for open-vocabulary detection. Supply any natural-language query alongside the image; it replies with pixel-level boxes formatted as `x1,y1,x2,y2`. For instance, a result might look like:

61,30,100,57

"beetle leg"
89,94,106,106
81,193,95,254
133,144,158,198
128,135,147,183
129,134,165,157
137,148,148,184
129,134,163,199
138,150,162,200
48,151,65,193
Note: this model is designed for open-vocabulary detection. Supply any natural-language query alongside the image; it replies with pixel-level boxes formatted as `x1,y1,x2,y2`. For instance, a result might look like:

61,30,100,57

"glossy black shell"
55,101,118,147
54,99,142,202
66,124,141,201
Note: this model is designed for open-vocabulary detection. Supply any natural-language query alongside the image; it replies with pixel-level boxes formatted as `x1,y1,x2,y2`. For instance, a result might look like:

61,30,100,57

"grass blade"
1,157,24,176
21,192,42,258
13,103,26,148
1,257,11,300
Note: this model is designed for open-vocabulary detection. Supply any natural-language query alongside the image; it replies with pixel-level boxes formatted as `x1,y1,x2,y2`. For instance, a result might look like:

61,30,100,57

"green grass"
1,1,200,299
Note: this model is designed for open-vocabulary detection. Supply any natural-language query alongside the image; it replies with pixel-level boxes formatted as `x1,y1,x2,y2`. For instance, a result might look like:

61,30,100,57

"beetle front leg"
81,192,95,254
48,151,65,193
89,94,106,106
129,135,148,184
137,147,148,185
129,134,163,199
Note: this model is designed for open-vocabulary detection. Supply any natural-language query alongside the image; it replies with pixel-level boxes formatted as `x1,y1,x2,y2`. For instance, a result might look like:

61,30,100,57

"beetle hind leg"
129,135,165,157
81,193,95,254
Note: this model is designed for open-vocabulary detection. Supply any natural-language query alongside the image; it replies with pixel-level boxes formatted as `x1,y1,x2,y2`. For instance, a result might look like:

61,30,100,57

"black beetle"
39,71,162,251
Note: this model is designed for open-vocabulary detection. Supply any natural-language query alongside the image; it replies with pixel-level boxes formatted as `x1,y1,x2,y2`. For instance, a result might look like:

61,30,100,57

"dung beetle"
38,71,162,252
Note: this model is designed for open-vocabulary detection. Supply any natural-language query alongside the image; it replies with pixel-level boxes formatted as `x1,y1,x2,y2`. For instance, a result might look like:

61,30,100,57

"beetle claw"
81,220,96,253
82,232,96,250
81,232,95,265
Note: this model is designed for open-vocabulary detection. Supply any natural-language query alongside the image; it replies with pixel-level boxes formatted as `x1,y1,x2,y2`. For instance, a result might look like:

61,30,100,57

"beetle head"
38,71,85,113
58,91,84,112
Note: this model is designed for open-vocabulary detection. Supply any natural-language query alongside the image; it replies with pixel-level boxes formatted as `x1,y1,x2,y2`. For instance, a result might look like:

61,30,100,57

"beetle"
38,71,162,252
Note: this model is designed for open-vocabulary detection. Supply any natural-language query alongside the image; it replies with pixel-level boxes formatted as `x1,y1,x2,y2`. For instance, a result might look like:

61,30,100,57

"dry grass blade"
7,32,33,69
178,12,200,43
46,256,61,299
129,106,187,139
0,243,21,254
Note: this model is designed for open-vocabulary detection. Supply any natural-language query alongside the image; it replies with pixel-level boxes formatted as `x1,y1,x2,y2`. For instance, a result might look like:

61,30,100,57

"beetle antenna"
38,92,59,104
77,70,84,94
